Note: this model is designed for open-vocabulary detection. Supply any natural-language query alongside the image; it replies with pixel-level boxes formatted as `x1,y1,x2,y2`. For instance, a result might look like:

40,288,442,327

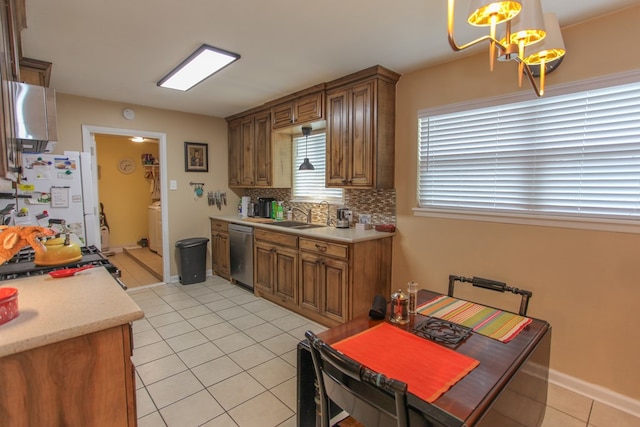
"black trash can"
175,237,209,285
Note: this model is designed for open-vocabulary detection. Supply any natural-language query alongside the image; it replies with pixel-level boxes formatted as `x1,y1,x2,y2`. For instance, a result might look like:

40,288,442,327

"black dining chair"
305,330,410,427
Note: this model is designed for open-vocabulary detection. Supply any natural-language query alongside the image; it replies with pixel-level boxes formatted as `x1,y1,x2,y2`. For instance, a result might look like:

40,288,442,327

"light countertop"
0,267,144,358
210,215,395,243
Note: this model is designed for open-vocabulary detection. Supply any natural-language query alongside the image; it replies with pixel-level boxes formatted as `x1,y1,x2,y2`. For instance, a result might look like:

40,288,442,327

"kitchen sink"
269,221,325,229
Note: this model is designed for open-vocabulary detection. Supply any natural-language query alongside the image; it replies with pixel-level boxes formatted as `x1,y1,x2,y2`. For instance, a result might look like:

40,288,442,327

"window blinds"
292,133,343,202
418,81,640,220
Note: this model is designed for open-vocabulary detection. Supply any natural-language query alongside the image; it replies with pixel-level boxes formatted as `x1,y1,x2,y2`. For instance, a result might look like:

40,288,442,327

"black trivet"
414,316,472,345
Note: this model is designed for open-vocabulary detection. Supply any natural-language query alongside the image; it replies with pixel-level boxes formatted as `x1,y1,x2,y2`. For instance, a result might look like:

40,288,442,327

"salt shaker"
408,281,418,314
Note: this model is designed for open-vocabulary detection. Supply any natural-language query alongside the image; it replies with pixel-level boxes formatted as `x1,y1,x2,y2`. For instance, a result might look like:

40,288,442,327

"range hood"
11,81,58,152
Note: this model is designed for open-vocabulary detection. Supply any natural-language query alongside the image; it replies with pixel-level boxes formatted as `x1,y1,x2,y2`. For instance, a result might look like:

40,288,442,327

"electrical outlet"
170,180,177,190
360,214,371,224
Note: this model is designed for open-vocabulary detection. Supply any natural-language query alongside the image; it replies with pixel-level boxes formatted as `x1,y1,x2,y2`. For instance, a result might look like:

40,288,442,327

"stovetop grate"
0,245,122,288
414,316,473,345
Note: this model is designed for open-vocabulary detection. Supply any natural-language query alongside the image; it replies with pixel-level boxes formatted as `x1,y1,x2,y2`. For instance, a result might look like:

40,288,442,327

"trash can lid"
175,237,210,248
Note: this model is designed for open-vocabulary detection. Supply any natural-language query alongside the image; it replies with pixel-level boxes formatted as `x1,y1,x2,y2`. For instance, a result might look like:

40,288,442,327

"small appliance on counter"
257,197,276,218
336,208,352,228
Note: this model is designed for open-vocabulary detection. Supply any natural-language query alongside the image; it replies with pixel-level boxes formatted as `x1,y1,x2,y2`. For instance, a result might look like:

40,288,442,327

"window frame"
414,70,640,234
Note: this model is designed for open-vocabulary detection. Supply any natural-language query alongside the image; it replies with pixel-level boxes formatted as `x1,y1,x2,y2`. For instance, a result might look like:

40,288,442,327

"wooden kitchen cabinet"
325,65,400,189
19,57,52,87
254,228,298,303
227,109,284,188
0,324,137,426
271,90,324,130
210,219,230,280
254,226,393,328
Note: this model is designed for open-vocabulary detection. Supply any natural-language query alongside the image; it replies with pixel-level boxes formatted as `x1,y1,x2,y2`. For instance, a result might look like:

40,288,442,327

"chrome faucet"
291,206,312,223
318,200,331,226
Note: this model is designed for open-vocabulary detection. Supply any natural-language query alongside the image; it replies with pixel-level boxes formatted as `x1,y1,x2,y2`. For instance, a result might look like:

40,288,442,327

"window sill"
412,207,640,234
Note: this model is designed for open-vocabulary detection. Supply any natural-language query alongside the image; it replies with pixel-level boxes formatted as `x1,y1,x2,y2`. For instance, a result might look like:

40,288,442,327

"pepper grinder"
389,289,409,324
408,281,418,314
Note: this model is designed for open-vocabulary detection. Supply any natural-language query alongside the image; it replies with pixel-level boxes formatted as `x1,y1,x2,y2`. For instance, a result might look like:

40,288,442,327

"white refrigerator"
16,151,99,247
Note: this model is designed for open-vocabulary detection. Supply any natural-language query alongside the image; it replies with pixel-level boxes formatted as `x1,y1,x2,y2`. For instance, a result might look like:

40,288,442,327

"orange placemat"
332,323,479,403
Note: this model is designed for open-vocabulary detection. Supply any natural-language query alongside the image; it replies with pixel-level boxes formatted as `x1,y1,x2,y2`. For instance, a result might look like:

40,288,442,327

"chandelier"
447,0,566,96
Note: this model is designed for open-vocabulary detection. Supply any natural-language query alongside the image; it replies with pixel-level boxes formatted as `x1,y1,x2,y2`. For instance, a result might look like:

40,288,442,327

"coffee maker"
257,197,276,218
336,208,352,228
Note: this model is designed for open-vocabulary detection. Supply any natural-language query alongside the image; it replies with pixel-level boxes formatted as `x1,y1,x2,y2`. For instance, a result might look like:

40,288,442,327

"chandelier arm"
517,57,543,97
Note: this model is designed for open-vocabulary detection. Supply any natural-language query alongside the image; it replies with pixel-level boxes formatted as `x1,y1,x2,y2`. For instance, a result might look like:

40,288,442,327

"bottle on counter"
408,281,418,314
276,202,284,221
287,208,293,221
271,201,277,219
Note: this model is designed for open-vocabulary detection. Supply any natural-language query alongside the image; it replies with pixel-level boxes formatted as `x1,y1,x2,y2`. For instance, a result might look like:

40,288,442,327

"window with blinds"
418,80,640,225
292,132,343,202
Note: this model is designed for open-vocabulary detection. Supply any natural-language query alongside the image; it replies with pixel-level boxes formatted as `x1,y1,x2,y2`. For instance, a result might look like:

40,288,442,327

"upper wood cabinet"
325,65,400,189
227,110,273,187
271,91,324,130
19,57,52,87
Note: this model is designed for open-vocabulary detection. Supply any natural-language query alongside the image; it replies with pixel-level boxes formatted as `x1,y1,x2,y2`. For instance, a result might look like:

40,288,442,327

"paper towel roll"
241,196,251,218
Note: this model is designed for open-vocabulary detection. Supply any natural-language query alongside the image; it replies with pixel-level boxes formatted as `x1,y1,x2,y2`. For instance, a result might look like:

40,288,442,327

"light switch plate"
170,180,177,190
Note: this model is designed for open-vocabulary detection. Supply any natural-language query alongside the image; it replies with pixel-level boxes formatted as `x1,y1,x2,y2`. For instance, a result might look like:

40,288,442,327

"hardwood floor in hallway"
109,247,163,289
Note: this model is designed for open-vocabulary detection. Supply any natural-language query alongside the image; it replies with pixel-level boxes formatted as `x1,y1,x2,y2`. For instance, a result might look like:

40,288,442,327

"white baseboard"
549,369,640,418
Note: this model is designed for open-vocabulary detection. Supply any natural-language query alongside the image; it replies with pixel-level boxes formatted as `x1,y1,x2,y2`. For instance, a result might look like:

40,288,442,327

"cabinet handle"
315,244,327,252
270,248,277,253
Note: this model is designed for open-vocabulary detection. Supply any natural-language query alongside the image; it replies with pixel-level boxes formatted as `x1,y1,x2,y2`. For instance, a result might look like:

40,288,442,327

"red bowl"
0,287,19,325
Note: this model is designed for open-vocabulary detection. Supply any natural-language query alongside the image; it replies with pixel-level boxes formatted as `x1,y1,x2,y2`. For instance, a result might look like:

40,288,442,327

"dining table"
296,288,551,426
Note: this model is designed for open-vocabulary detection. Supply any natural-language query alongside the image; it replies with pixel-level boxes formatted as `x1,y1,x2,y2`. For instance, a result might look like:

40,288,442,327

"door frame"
82,124,169,283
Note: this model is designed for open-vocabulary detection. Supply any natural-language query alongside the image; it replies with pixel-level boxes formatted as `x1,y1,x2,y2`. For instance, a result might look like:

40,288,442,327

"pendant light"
299,126,315,171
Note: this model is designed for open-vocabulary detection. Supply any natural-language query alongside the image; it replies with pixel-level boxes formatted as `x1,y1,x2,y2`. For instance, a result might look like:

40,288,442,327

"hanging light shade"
467,0,522,70
499,0,546,87
299,126,315,171
524,13,566,95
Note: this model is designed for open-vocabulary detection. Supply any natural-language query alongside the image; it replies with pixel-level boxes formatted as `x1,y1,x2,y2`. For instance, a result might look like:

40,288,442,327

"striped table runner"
417,295,532,343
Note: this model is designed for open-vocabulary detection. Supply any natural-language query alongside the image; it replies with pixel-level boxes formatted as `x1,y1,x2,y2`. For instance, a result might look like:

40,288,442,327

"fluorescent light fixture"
130,136,145,143
157,44,240,91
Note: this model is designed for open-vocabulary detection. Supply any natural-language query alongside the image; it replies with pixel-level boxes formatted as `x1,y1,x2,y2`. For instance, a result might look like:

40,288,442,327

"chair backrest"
305,330,410,427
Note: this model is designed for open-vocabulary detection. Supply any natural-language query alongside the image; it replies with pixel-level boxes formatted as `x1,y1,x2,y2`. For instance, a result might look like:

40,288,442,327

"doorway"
82,125,169,283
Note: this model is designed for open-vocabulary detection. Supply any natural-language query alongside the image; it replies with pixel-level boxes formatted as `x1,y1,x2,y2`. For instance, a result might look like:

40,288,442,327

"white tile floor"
127,276,640,427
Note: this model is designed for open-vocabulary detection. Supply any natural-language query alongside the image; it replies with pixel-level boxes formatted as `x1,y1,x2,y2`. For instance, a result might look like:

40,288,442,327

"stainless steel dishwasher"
229,223,254,290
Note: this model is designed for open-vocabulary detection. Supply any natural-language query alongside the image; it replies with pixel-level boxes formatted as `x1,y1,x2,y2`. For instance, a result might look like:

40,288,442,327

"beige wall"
53,94,236,276
394,5,640,399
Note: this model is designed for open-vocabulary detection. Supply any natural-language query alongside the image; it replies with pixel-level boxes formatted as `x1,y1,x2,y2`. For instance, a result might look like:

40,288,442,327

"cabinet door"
240,117,255,186
228,119,242,186
295,92,324,124
254,242,275,293
299,252,321,313
348,80,374,187
271,101,295,129
326,89,350,186
254,111,272,186
274,247,298,304
211,232,230,277
321,257,349,324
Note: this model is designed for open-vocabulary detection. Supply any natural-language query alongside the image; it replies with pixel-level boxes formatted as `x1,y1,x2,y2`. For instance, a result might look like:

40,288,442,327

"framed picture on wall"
184,142,208,172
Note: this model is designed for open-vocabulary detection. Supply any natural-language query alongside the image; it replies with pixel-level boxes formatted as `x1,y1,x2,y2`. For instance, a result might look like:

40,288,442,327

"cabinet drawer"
255,228,298,248
299,238,348,259
210,219,229,233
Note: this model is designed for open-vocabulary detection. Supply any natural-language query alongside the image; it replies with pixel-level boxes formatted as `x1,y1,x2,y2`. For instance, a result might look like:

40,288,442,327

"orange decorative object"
0,226,57,265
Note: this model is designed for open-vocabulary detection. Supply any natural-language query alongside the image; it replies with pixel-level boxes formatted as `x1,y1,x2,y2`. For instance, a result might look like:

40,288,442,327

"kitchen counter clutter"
0,267,143,357
210,214,395,243
0,267,143,426
210,215,394,327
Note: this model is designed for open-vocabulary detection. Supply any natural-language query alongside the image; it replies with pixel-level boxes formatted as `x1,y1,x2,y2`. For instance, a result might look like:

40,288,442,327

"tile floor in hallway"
127,277,640,427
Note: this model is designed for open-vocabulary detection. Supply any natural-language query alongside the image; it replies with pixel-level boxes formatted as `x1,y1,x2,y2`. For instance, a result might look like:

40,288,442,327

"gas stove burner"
414,317,472,345
0,245,126,290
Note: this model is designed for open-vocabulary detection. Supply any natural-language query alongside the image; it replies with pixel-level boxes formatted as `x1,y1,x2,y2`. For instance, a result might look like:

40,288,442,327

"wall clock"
117,158,136,174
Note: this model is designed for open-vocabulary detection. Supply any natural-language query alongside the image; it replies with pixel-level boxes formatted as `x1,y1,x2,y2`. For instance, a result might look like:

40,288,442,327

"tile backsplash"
243,188,396,226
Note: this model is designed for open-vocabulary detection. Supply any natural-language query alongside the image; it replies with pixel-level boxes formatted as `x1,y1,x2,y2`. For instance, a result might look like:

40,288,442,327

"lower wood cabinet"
255,227,393,328
210,219,230,280
0,324,137,426
254,228,298,304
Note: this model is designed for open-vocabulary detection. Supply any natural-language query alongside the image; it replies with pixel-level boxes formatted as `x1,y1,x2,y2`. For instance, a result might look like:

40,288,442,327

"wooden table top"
316,289,551,425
